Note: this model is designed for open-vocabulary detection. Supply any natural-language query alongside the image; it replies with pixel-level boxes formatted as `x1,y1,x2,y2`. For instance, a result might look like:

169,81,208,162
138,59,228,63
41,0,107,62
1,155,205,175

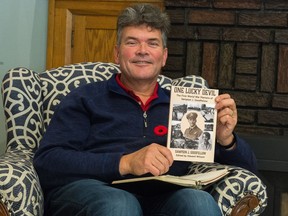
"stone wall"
163,0,288,136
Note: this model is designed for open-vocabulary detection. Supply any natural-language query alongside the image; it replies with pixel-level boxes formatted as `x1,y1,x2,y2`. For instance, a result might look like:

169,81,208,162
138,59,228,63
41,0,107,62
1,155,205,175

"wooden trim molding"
230,194,260,216
0,200,9,216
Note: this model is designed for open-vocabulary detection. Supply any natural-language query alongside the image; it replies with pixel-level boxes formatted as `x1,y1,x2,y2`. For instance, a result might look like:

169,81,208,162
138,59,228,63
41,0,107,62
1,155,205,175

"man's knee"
180,189,216,206
92,190,142,216
169,188,221,215
47,179,143,216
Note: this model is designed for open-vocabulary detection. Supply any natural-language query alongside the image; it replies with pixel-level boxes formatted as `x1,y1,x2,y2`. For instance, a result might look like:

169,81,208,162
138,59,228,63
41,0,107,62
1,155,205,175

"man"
34,3,257,216
198,132,212,151
183,112,203,140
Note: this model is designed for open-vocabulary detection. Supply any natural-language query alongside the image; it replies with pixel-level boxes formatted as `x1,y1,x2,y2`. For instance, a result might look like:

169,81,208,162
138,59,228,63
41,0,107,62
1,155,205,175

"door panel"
47,0,164,69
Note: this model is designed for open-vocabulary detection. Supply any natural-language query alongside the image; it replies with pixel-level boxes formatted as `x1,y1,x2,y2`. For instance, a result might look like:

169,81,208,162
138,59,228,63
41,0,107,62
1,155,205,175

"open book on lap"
112,168,229,195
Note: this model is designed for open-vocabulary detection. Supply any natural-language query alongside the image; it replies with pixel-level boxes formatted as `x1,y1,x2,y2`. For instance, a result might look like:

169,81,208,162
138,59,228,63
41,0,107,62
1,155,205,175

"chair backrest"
1,62,207,154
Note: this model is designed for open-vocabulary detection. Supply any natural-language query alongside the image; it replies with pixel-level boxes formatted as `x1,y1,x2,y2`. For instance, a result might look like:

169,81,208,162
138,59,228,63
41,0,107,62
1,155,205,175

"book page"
167,86,219,162
112,169,229,189
173,169,229,184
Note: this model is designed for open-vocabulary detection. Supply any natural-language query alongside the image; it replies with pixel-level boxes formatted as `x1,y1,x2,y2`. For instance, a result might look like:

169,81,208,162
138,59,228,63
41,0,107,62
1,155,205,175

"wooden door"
46,0,164,69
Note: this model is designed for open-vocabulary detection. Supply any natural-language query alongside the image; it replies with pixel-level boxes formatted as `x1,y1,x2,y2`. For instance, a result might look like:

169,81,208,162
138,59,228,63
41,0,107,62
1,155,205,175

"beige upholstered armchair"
0,62,267,216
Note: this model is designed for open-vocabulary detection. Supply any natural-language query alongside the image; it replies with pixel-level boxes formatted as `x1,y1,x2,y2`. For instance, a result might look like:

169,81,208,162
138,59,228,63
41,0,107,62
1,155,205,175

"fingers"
215,93,238,142
157,145,174,166
119,144,173,177
149,156,169,176
147,144,173,176
215,94,237,118
215,94,236,111
218,107,237,121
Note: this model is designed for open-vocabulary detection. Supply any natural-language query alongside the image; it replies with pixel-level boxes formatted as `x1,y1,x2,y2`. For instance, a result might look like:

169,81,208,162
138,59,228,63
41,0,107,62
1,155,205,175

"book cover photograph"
167,86,219,163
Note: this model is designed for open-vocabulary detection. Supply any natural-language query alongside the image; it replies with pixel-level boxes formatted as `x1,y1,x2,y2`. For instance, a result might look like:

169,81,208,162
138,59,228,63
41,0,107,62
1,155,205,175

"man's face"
114,24,168,83
188,118,196,127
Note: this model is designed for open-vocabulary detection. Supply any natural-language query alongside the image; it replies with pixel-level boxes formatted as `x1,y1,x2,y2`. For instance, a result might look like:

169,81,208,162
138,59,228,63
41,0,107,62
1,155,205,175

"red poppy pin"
154,125,168,136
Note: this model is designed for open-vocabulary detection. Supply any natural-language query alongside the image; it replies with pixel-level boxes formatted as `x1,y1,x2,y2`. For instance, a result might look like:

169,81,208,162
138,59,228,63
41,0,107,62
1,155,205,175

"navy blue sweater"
34,75,257,197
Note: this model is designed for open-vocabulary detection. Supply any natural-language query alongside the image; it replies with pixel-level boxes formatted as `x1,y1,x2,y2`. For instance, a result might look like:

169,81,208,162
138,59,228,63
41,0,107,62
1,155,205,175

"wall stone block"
236,59,258,74
186,41,201,76
235,75,257,90
237,43,259,58
187,26,221,40
169,26,187,39
223,28,271,42
213,0,261,9
189,10,235,25
238,12,287,27
261,44,276,92
165,56,184,72
272,95,288,109
258,110,288,126
202,43,218,88
236,125,283,135
277,45,288,93
167,40,185,55
219,43,234,88
165,0,211,8
275,30,288,44
265,1,288,10
237,109,257,124
167,9,185,24
221,91,270,108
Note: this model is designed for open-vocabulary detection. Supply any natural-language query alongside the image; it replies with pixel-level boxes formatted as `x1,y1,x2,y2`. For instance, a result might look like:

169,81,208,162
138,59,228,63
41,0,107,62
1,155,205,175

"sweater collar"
115,74,159,111
108,74,170,106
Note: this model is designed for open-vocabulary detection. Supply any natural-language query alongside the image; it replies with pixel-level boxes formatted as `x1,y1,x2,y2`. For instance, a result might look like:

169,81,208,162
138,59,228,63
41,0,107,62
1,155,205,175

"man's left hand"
215,93,237,147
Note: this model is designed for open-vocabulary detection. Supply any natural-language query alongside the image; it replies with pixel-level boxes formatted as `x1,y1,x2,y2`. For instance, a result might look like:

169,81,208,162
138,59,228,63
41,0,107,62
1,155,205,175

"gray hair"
116,4,170,47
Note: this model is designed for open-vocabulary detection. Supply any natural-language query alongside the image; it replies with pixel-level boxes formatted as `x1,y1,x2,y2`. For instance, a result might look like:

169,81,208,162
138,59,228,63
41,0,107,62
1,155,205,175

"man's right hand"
119,143,173,176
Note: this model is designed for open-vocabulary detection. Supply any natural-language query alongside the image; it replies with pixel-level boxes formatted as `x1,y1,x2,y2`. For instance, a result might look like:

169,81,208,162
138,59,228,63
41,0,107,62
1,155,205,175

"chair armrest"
188,163,267,216
0,150,44,216
1,67,43,153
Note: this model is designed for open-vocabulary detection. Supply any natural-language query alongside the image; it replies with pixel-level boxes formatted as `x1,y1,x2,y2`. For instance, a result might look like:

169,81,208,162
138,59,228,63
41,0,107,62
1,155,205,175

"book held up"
111,86,226,194
167,86,219,163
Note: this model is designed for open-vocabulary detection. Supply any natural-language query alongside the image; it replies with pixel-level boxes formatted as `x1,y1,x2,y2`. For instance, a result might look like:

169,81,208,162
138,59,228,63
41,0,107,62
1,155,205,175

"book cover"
167,86,219,162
